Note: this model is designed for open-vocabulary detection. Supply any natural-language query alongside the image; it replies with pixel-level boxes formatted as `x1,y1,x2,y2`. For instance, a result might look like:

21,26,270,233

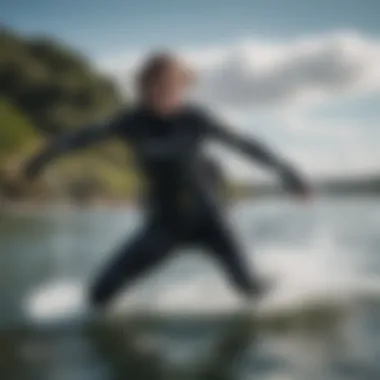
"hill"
0,28,140,204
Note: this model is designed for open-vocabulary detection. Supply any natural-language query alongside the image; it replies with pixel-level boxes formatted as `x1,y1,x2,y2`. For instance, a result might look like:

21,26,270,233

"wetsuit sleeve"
24,111,131,179
200,109,309,193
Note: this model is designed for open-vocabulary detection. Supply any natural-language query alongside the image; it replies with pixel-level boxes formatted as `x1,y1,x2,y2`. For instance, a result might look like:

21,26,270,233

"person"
23,52,311,309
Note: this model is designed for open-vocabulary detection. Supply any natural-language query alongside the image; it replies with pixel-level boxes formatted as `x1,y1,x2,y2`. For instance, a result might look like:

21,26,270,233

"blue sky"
3,0,380,57
2,0,380,178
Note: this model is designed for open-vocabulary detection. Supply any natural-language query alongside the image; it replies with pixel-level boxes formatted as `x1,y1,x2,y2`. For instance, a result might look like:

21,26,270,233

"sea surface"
1,197,380,380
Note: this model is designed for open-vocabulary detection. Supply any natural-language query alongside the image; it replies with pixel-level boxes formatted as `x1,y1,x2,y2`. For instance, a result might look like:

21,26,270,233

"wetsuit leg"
203,215,262,298
89,220,178,308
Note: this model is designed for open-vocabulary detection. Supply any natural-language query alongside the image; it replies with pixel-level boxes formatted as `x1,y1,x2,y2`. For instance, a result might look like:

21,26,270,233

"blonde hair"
136,52,194,95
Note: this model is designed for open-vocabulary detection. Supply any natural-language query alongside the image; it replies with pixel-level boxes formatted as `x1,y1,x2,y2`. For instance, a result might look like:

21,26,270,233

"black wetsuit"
27,105,306,307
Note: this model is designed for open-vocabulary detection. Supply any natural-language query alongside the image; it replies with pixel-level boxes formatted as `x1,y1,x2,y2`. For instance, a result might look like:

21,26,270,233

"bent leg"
203,216,262,298
89,221,178,308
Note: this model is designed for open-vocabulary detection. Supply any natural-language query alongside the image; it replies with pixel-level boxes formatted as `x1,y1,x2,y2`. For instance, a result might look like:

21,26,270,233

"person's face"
144,64,189,115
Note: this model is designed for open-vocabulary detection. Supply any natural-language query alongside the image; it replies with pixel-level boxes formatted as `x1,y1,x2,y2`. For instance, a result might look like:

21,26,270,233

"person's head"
136,52,194,115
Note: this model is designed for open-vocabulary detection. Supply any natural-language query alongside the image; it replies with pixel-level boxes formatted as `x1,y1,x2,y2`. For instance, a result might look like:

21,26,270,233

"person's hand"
293,182,313,201
280,166,313,202
22,154,46,181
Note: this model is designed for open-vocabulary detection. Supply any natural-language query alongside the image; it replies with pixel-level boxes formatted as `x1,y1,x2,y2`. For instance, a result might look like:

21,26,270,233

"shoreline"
1,192,379,215
0,198,138,214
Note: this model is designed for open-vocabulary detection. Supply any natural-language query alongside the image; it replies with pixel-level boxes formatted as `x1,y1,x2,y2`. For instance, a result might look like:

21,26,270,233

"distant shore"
1,190,379,216
0,198,139,214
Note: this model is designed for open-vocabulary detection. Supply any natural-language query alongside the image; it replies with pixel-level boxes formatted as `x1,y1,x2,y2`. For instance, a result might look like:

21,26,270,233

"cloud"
206,111,380,180
97,32,380,178
99,31,380,109
193,32,380,108
270,113,380,178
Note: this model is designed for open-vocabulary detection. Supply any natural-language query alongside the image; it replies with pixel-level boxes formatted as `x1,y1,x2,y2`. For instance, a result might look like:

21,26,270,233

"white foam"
25,279,86,322
24,226,380,323
254,228,380,315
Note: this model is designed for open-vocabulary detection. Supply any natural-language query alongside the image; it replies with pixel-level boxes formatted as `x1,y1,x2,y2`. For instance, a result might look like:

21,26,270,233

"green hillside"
0,28,140,203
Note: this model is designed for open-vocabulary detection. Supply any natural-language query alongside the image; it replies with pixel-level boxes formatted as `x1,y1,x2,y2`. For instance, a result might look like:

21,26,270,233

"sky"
2,0,380,180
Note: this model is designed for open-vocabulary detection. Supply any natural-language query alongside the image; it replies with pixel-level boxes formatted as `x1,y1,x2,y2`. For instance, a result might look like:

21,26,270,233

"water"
1,197,380,379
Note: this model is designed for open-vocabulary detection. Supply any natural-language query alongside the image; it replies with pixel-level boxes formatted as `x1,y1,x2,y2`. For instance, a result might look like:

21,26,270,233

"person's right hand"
23,154,46,181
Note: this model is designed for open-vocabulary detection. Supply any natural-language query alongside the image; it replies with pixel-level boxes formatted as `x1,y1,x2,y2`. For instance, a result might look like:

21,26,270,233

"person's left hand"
281,166,313,202
294,183,313,202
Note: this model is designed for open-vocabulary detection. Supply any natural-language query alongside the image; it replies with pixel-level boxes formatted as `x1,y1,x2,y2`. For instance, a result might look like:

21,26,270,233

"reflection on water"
1,310,379,380
1,198,380,379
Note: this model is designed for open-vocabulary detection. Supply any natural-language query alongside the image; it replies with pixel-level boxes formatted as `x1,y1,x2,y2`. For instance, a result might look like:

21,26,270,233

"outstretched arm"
203,111,310,196
24,112,128,179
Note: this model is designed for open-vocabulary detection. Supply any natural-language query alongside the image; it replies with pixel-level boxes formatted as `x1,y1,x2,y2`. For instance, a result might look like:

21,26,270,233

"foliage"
0,99,39,157
0,27,138,203
0,27,121,134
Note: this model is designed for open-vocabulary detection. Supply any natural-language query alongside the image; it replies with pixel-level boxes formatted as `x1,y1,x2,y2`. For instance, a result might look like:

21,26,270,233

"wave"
22,226,380,331
22,277,380,334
